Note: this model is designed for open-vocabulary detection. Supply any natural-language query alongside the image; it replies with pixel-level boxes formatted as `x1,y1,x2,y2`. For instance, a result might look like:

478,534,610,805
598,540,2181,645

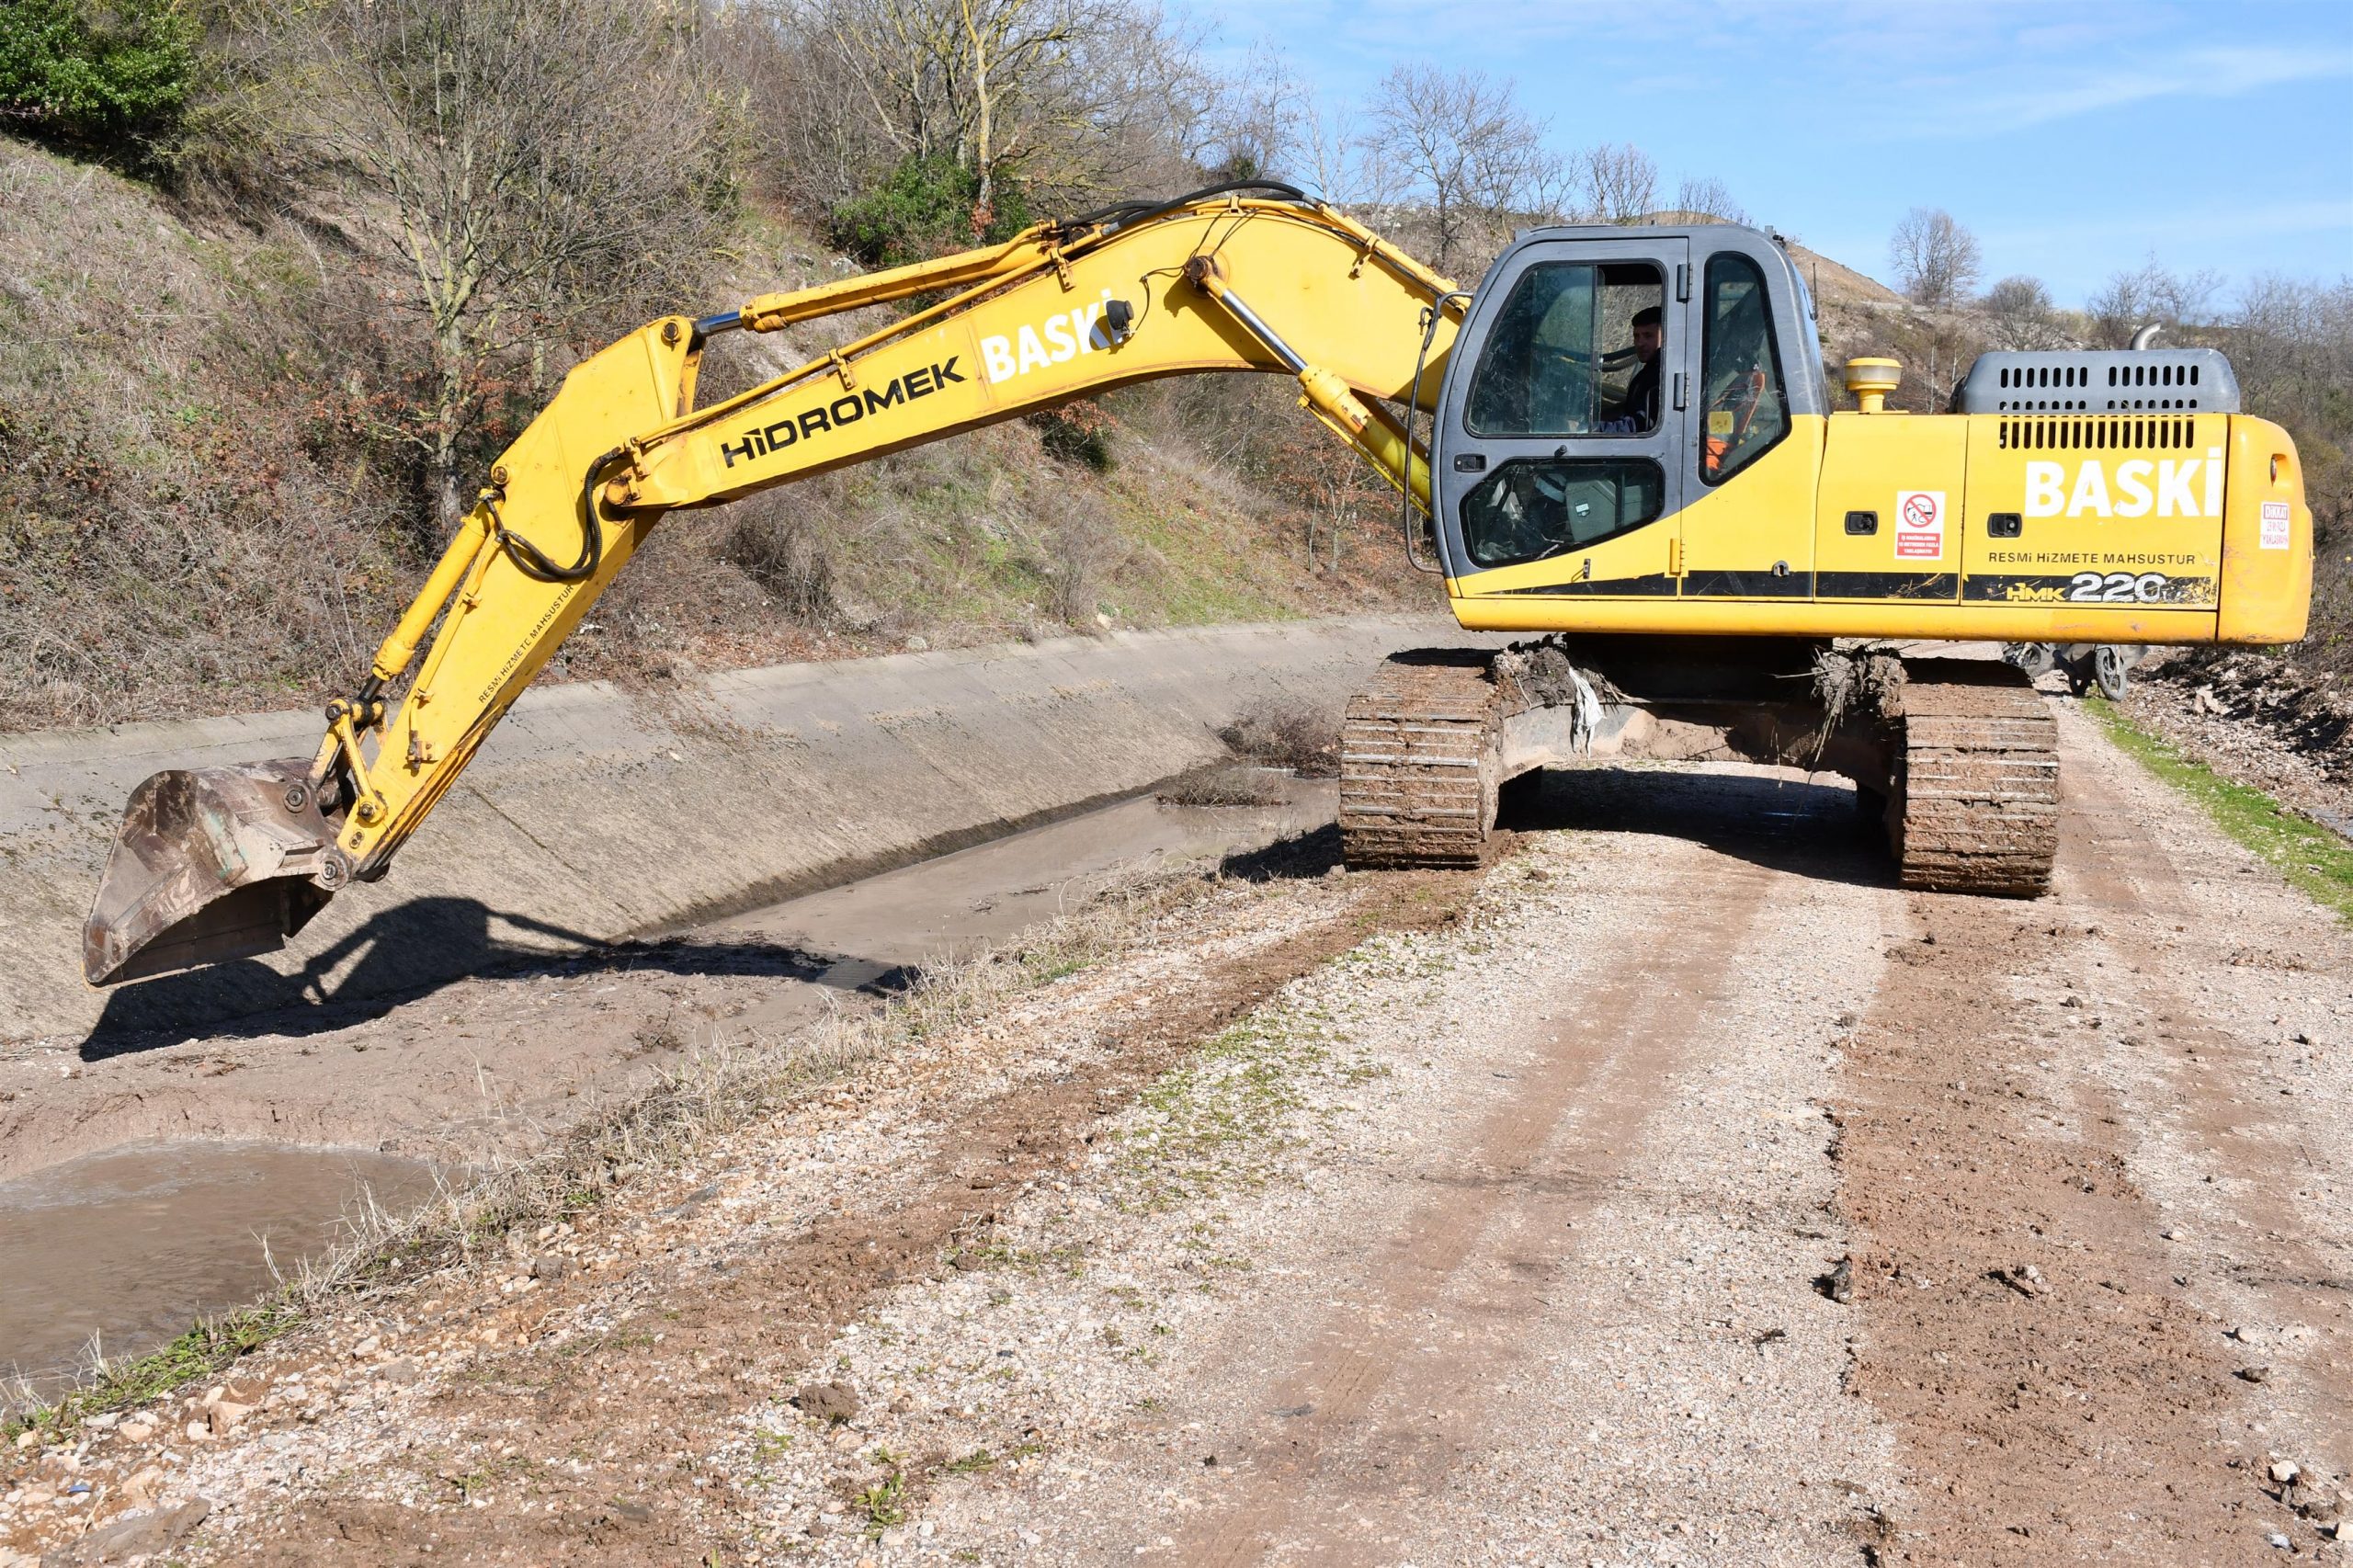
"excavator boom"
84,186,1466,984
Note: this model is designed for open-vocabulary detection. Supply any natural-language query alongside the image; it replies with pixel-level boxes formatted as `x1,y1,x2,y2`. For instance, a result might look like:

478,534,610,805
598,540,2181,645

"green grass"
857,1466,907,1532
6,1301,298,1443
2089,701,2353,926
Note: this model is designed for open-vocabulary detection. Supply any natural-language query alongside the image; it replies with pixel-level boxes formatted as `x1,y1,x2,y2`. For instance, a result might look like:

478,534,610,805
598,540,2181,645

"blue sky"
1188,0,2353,307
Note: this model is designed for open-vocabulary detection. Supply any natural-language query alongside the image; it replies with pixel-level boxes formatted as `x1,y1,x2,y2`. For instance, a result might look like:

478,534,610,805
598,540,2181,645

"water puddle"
0,1141,438,1405
715,776,1333,969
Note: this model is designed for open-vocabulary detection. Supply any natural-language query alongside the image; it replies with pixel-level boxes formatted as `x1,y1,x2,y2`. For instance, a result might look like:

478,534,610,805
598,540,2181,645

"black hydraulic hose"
489,449,623,585
1399,290,1474,574
1057,179,1311,240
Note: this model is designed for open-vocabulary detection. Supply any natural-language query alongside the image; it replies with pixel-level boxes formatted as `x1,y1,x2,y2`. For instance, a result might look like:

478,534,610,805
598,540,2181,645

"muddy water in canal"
1,1142,438,1403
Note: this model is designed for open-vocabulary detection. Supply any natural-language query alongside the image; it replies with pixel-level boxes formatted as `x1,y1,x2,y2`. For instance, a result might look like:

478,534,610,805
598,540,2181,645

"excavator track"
1888,658,2060,897
1338,651,1503,869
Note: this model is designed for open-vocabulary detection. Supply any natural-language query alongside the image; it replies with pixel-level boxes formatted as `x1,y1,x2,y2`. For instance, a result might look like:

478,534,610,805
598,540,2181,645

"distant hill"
1780,239,1905,312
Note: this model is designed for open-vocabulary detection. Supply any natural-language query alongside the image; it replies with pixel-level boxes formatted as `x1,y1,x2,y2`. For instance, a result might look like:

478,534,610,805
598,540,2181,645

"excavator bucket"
83,758,339,987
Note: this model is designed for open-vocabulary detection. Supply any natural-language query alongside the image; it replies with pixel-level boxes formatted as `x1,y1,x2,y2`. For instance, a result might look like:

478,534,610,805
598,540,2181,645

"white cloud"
1927,43,2353,133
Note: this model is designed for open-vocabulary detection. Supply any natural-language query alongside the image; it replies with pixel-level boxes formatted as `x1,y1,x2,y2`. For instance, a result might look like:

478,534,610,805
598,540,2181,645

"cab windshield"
1465,262,1665,437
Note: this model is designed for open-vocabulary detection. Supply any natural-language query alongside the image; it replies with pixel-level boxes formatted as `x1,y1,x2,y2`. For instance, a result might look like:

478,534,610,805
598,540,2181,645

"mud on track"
3,707,2348,1567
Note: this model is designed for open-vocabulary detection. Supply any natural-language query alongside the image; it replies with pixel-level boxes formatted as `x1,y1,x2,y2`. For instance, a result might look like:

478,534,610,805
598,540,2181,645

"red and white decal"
2261,499,2291,551
1894,490,1946,560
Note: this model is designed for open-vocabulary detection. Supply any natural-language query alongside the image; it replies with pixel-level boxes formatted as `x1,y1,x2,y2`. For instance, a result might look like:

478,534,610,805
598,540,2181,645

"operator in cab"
1606,305,1664,432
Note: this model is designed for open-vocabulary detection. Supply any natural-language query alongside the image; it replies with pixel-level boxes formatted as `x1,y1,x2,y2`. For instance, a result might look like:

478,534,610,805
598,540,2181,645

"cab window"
1459,458,1665,569
1466,262,1665,437
1699,253,1788,483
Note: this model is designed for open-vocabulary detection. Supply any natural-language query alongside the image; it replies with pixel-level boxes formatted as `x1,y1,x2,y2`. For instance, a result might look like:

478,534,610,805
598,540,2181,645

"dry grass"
0,138,425,729
1156,763,1289,807
1217,701,1341,777
0,134,1435,732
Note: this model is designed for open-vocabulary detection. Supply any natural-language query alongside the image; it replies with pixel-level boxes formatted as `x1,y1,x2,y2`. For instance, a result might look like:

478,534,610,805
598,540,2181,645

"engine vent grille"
1955,347,2239,415
1995,416,2201,451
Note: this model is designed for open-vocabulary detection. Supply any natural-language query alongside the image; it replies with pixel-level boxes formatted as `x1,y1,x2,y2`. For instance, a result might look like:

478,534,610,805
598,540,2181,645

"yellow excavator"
84,182,2313,985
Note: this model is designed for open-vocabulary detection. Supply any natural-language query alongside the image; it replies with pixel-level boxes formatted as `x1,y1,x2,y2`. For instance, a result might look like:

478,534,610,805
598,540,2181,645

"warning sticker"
1893,490,1946,560
2261,499,2291,551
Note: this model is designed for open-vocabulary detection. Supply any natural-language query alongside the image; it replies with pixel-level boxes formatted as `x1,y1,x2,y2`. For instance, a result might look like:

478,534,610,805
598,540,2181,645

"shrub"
721,494,835,622
1158,763,1285,807
1030,401,1113,471
1217,703,1340,776
828,153,1029,268
0,0,196,159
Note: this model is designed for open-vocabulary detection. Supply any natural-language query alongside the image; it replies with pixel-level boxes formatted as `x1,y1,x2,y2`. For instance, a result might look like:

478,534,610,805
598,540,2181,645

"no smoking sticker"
1894,490,1945,560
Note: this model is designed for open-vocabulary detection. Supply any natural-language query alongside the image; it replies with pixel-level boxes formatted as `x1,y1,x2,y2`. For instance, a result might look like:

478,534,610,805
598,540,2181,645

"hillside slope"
0,136,1436,732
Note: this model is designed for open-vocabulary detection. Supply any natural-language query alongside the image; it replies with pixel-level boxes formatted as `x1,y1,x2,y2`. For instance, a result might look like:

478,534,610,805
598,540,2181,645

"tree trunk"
434,430,463,536
963,0,994,237
433,344,466,536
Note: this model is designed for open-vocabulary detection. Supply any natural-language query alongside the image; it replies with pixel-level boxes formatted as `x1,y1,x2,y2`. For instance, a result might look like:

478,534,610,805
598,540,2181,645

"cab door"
1434,235,1691,599
1681,245,1820,600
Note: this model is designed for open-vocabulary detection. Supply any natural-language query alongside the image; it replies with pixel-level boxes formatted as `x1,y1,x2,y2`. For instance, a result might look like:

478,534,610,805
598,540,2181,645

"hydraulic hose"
1399,290,1473,574
1059,180,1311,240
489,449,623,585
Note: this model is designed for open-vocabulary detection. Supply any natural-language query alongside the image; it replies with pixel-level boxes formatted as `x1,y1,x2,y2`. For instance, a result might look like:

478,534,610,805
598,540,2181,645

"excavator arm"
84,186,1466,984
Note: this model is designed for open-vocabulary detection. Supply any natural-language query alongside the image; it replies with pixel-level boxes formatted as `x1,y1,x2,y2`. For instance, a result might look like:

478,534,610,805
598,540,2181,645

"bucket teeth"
1338,651,1502,869
84,758,337,986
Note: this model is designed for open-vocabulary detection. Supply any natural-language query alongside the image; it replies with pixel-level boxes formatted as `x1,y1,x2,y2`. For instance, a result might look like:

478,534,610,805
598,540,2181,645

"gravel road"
4,700,2347,1567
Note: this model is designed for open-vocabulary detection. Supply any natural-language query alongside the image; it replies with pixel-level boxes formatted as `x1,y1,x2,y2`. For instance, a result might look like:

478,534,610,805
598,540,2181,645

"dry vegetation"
0,0,1440,731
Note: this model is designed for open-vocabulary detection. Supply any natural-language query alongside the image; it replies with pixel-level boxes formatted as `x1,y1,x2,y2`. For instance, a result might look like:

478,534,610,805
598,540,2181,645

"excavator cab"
1430,224,1822,597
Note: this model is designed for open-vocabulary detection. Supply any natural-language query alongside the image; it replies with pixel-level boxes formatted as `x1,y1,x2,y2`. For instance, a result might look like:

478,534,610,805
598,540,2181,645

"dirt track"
4,701,2348,1566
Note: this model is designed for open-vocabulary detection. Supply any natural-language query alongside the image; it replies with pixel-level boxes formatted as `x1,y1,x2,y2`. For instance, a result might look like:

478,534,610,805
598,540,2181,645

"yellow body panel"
1680,417,1831,594
1961,411,2223,639
1447,409,2308,647
1452,596,2229,642
1812,412,1964,599
2219,416,2313,644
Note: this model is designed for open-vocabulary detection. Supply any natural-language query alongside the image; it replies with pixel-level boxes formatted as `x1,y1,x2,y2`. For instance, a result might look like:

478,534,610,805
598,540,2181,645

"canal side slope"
0,617,1480,1051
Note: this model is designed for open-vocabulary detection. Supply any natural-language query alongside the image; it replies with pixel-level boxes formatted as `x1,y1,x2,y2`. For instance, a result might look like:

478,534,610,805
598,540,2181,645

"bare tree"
1203,41,1302,182
2086,256,2222,347
722,8,881,214
277,0,726,533
1579,142,1656,223
785,0,1211,215
2229,273,2353,553
1297,88,1367,203
2232,273,2353,404
1670,173,1746,226
1362,64,1563,274
1889,207,1982,309
1982,274,2069,350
